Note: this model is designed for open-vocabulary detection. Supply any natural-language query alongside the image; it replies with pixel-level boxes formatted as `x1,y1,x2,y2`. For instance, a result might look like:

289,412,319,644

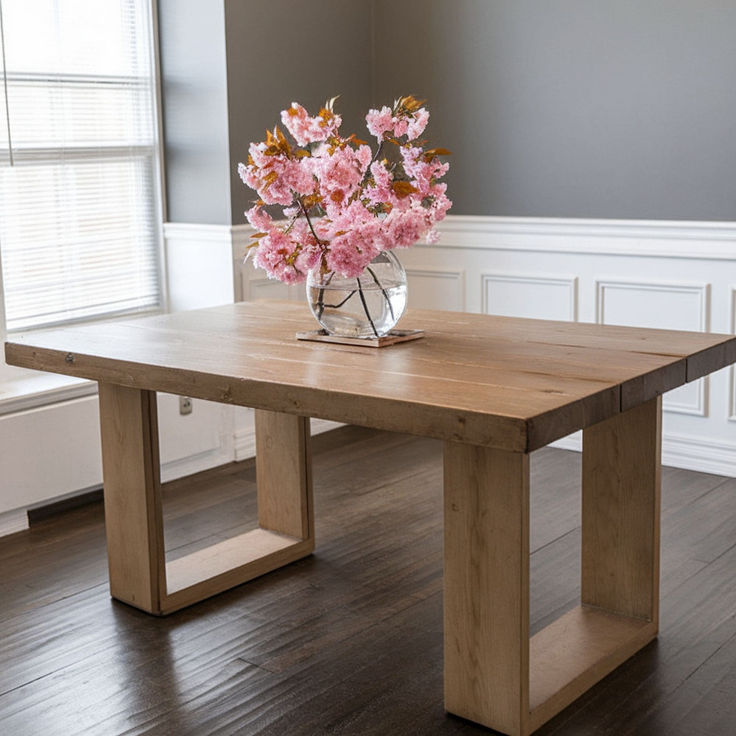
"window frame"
0,0,167,399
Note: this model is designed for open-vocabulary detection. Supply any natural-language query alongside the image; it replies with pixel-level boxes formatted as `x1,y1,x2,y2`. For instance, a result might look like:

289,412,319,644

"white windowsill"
0,307,170,416
0,369,97,416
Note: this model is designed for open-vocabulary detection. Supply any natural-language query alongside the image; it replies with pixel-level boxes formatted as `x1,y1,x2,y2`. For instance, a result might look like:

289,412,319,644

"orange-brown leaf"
423,147,452,162
264,127,291,156
399,95,425,112
301,193,323,209
345,133,368,147
392,181,418,198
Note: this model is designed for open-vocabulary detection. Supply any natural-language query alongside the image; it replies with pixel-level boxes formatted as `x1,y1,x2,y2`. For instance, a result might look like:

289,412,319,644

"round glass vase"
306,250,407,339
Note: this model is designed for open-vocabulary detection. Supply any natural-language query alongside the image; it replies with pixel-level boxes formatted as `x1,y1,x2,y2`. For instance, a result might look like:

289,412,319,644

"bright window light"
0,0,162,332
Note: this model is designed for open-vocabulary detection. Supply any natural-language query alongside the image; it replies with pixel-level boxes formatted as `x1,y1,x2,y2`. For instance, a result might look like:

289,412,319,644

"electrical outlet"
179,396,193,415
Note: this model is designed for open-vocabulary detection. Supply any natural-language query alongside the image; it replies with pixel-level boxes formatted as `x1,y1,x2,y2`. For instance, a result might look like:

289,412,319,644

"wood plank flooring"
1,426,735,735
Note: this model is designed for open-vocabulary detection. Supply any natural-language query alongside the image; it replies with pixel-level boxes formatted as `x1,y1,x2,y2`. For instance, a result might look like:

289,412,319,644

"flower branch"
237,95,452,286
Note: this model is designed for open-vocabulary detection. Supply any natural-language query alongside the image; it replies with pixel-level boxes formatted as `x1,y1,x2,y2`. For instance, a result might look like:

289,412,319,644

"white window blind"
0,0,161,332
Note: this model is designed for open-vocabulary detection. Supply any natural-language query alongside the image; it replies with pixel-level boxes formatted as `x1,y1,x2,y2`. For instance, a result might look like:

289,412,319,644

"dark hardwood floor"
1,426,735,735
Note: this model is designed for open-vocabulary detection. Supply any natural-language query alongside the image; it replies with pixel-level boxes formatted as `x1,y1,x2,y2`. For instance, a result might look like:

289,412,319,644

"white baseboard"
0,508,29,536
549,429,736,477
661,434,736,477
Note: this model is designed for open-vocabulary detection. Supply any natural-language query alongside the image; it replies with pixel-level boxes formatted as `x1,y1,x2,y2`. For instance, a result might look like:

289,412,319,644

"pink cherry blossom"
295,243,322,274
284,158,316,196
326,230,380,278
253,230,305,284
406,108,429,140
392,117,409,138
245,205,273,232
355,144,372,172
425,228,441,244
384,205,430,247
400,145,450,196
324,201,370,236
365,106,394,139
281,102,340,146
430,189,453,222
238,97,451,287
314,145,366,216
364,160,397,209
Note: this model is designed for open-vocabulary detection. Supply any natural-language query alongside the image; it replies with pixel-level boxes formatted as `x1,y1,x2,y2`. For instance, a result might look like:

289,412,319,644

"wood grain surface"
444,441,530,734
6,301,736,452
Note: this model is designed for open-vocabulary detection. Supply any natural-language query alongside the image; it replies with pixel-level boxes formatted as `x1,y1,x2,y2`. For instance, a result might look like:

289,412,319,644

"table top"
6,301,736,452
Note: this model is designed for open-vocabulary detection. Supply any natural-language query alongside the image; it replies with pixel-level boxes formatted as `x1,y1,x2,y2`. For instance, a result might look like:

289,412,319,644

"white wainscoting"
481,273,578,321
404,267,466,312
596,278,710,417
2,215,734,537
399,215,736,476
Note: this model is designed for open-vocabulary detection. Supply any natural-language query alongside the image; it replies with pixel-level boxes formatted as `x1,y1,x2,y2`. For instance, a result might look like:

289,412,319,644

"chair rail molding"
433,215,736,258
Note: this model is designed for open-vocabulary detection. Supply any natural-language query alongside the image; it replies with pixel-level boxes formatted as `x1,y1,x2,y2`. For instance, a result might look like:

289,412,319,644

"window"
0,0,162,335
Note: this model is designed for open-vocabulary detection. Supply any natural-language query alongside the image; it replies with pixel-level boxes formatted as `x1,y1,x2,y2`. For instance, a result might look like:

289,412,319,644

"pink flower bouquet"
238,96,452,284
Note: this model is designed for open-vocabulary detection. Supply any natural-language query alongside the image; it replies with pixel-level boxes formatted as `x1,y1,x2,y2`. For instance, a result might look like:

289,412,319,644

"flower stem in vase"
356,276,379,337
316,271,335,320
318,289,357,312
327,290,357,309
366,266,395,322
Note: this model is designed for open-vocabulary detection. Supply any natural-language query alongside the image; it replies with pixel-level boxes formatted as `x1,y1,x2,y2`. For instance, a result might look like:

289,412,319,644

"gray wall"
158,0,232,225
158,1,736,224
225,0,373,225
373,0,736,220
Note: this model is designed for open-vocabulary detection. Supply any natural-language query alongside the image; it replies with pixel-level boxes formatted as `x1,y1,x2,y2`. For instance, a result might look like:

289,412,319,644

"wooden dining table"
5,300,736,736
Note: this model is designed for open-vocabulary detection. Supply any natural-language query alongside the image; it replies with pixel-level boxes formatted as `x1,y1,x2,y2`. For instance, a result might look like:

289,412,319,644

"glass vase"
306,250,407,338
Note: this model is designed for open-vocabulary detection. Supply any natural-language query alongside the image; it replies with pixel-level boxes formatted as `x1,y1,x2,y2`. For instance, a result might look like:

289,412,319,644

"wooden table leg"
98,384,314,615
581,395,661,623
444,441,531,736
255,408,314,543
443,396,662,736
99,383,166,613
526,396,661,732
